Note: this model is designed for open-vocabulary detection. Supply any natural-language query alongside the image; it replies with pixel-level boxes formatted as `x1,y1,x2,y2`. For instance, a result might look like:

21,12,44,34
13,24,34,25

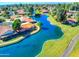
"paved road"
62,34,79,57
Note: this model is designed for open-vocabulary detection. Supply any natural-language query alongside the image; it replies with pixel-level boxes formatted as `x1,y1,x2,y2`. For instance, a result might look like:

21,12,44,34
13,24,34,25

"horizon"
0,2,72,5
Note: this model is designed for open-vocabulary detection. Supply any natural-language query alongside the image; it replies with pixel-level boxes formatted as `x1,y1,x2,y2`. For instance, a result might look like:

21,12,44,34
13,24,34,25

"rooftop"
21,23,34,29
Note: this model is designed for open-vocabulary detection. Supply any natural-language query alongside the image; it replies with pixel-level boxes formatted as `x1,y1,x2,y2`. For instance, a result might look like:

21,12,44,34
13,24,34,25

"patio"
0,25,12,36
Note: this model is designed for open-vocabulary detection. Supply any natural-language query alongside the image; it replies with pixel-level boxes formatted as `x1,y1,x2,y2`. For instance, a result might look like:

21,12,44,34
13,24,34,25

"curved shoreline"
30,24,41,35
0,24,40,47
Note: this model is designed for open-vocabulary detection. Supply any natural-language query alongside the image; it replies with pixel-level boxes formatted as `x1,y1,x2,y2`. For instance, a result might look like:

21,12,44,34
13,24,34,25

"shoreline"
0,24,40,47
30,24,41,35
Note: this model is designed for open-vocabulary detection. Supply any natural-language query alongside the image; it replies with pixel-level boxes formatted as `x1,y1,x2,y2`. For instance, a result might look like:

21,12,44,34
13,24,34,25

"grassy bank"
37,15,79,57
69,40,79,57
0,36,24,47
30,23,41,35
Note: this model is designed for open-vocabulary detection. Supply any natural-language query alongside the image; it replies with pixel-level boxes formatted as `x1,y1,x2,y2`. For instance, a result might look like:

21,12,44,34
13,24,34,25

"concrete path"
62,34,79,57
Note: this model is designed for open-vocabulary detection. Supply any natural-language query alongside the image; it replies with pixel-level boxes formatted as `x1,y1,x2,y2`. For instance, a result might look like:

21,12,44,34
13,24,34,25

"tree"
36,22,43,27
76,12,79,23
56,8,67,22
29,6,34,16
0,17,5,23
71,2,79,11
35,8,41,18
12,19,21,32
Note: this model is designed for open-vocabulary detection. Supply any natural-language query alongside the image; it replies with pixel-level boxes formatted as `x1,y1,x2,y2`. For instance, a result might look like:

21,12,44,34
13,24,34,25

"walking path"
62,34,79,57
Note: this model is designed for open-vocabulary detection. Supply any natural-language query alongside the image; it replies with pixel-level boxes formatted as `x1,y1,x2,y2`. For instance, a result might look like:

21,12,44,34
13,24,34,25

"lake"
0,15,63,57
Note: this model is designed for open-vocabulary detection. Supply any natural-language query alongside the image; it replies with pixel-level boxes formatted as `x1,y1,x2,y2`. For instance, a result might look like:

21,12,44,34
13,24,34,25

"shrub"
0,17,5,23
36,22,43,27
12,19,21,32
56,9,67,22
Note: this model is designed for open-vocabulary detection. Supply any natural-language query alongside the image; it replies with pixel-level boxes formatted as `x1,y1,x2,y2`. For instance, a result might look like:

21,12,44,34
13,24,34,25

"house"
22,17,33,22
66,11,79,22
42,9,49,13
19,16,34,23
8,11,15,16
16,9,25,15
21,23,35,30
10,15,17,21
0,25,12,36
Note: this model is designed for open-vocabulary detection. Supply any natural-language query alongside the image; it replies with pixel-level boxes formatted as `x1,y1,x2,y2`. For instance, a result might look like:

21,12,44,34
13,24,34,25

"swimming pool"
0,15,63,57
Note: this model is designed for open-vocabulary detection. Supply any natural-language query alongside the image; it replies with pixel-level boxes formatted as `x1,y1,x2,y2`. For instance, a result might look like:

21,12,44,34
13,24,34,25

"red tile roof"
17,9,25,14
22,17,33,22
21,23,34,29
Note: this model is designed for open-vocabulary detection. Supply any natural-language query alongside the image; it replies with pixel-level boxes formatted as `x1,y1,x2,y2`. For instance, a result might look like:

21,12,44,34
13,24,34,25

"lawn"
0,35,24,47
69,40,79,57
37,15,79,57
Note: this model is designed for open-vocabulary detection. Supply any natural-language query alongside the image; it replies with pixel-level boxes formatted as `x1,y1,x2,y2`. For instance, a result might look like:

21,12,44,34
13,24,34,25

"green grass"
37,15,79,57
69,40,79,57
0,35,24,47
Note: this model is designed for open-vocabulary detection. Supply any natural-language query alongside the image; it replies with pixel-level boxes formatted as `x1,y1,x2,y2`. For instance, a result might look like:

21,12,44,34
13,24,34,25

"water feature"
0,15,63,57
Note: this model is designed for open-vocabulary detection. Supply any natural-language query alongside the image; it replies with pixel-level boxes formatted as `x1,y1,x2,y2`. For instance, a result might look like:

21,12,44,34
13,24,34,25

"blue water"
0,15,63,57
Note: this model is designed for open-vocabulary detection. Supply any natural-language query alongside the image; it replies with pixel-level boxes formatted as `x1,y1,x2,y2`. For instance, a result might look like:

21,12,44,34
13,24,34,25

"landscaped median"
0,23,40,47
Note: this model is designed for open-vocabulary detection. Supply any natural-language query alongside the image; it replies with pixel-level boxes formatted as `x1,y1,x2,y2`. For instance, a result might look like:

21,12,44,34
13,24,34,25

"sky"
0,2,71,5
